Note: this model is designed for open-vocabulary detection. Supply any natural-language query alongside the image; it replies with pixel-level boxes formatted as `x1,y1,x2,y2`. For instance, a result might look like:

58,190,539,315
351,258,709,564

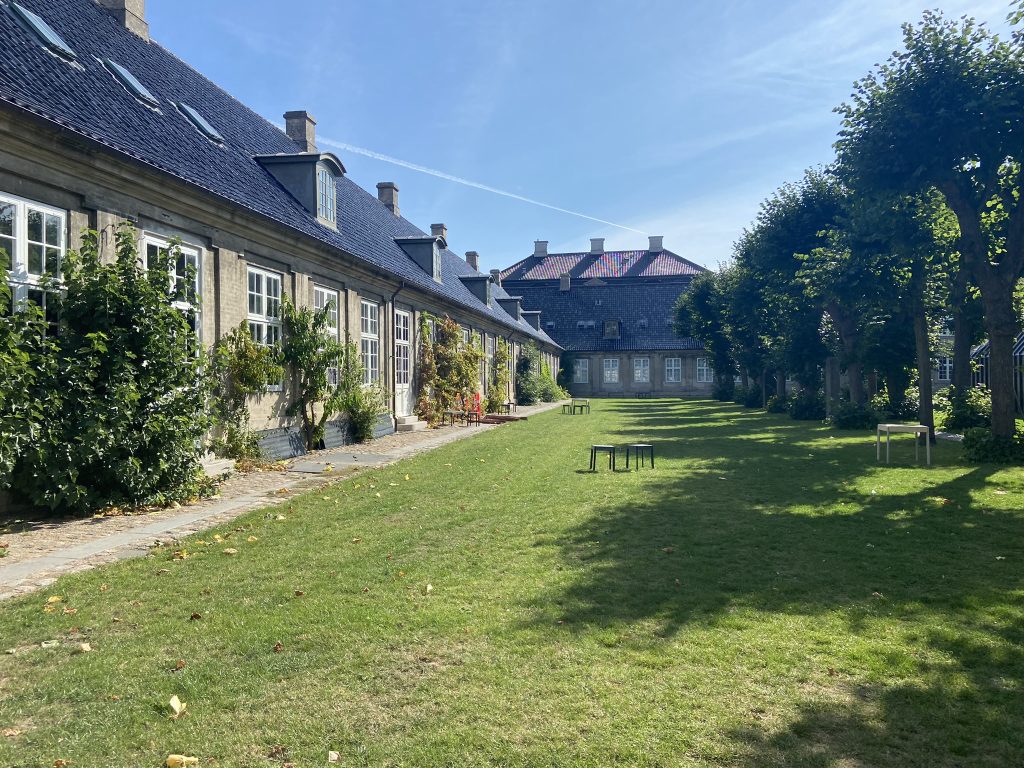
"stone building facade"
0,0,561,457
501,238,710,398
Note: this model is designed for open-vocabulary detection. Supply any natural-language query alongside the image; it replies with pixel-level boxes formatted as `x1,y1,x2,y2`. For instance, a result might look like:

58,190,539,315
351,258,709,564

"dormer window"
604,320,620,339
255,152,345,231
317,163,336,225
396,236,442,283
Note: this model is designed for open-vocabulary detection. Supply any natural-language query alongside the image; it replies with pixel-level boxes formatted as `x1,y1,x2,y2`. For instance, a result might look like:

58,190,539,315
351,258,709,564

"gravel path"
0,402,563,600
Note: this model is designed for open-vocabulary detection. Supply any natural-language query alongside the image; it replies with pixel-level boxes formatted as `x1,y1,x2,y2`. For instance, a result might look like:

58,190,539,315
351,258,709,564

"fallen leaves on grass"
46,596,62,604
273,642,284,653
222,548,238,556
53,760,71,768
661,546,675,554
421,583,433,596
351,538,362,544
246,536,258,543
77,643,92,653
189,612,202,621
294,590,305,597
172,659,186,671
165,756,199,767
168,695,187,720
3,727,22,738
328,751,341,764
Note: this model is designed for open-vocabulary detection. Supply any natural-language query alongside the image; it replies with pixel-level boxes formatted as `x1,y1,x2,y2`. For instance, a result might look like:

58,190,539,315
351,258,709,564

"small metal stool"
590,444,617,471
626,443,654,469
562,403,573,414
465,411,481,426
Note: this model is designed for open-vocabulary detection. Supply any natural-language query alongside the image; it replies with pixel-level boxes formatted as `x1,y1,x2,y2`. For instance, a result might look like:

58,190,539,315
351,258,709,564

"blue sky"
149,0,1013,271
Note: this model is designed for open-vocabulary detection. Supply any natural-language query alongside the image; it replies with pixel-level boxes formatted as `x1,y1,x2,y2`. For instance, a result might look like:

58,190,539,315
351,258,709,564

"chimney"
430,223,448,246
559,272,571,292
376,182,399,216
465,251,480,271
96,0,149,40
534,240,548,257
489,269,502,287
648,235,664,253
590,237,605,255
284,111,317,153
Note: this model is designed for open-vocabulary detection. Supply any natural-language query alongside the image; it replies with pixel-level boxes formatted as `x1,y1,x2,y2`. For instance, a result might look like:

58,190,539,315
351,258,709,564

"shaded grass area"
1,400,1023,767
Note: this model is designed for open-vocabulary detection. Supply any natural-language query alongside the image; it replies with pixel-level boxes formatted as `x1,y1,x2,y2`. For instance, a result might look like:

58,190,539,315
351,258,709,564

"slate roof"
507,279,704,353
0,0,557,348
500,249,704,281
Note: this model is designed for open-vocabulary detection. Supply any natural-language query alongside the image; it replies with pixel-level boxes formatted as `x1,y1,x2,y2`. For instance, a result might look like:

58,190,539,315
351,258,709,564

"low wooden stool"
626,443,654,469
590,444,617,471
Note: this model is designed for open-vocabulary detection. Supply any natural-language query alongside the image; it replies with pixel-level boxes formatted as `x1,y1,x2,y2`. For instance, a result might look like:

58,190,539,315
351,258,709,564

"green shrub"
208,321,282,459
486,338,511,413
10,226,209,513
962,427,1024,463
766,394,789,413
713,378,735,401
516,342,566,404
740,386,764,408
871,386,919,422
788,389,826,421
936,385,992,432
829,401,880,430
335,338,388,443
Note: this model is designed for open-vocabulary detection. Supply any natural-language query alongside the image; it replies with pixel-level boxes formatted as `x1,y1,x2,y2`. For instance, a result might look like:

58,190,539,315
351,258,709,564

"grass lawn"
2,399,1023,767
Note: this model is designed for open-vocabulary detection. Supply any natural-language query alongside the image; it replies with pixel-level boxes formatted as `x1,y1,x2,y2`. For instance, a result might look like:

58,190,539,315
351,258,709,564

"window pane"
27,209,42,242
28,243,43,275
45,213,61,246
45,247,60,276
147,243,160,270
0,203,14,237
0,237,12,271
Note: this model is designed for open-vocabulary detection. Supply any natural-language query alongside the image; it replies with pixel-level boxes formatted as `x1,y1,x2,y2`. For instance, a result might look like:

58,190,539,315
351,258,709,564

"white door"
395,310,413,416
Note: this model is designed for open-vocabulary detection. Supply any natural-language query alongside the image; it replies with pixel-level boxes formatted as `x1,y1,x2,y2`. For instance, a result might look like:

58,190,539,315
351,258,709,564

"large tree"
673,269,735,393
837,11,1024,436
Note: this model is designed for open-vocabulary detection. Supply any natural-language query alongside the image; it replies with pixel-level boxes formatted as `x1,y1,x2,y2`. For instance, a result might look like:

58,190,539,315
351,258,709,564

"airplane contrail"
317,136,649,236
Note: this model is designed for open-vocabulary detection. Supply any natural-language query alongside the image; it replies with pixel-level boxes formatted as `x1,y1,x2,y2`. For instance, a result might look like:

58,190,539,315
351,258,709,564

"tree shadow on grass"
523,399,1024,765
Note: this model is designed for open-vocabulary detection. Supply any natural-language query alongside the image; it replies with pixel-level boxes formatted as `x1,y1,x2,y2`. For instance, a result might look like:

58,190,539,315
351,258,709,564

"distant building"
500,237,710,398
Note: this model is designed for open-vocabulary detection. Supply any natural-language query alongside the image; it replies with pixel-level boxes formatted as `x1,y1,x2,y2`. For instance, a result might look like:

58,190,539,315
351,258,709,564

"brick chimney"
559,273,570,292
284,111,317,153
648,235,664,253
465,251,480,271
430,223,448,246
376,182,399,216
590,238,605,255
96,0,149,40
489,269,502,287
534,240,548,257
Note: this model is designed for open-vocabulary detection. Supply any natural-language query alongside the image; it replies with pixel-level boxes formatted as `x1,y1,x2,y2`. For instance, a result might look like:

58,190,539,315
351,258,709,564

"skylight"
176,103,224,143
103,59,159,106
10,3,76,59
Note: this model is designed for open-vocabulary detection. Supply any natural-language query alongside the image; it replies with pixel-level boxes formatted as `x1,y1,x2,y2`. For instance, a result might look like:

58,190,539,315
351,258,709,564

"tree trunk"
741,372,749,390
951,311,973,391
776,370,786,399
985,312,1019,438
867,370,878,399
847,362,864,406
761,368,768,409
977,279,1021,438
914,304,935,442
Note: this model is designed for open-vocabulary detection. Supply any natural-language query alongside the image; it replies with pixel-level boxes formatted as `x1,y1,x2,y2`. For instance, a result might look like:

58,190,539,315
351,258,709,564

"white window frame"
316,163,336,225
665,357,682,383
314,284,340,386
573,358,589,384
395,309,411,387
143,235,202,343
633,357,650,384
247,265,282,349
937,356,952,382
360,298,380,385
1,191,66,317
603,357,619,384
697,357,714,384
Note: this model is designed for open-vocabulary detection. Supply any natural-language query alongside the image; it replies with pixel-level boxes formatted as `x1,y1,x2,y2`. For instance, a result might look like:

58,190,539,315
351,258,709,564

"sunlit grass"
1,400,1022,767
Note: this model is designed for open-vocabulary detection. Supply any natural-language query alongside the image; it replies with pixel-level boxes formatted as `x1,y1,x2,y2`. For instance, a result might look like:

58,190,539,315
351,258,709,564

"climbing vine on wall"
415,313,438,425
486,337,511,413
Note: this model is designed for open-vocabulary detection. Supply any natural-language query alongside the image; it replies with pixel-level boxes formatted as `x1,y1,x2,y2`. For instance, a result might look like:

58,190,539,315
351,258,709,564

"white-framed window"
247,266,282,347
314,285,340,386
603,357,619,384
697,357,714,384
1,192,66,320
573,358,589,384
144,235,201,341
937,357,952,382
462,326,471,346
665,357,682,383
316,163,336,225
395,309,411,387
360,298,380,385
633,357,650,384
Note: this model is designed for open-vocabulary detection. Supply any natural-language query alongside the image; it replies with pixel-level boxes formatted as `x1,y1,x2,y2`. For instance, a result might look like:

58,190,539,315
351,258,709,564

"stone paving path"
0,402,563,600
